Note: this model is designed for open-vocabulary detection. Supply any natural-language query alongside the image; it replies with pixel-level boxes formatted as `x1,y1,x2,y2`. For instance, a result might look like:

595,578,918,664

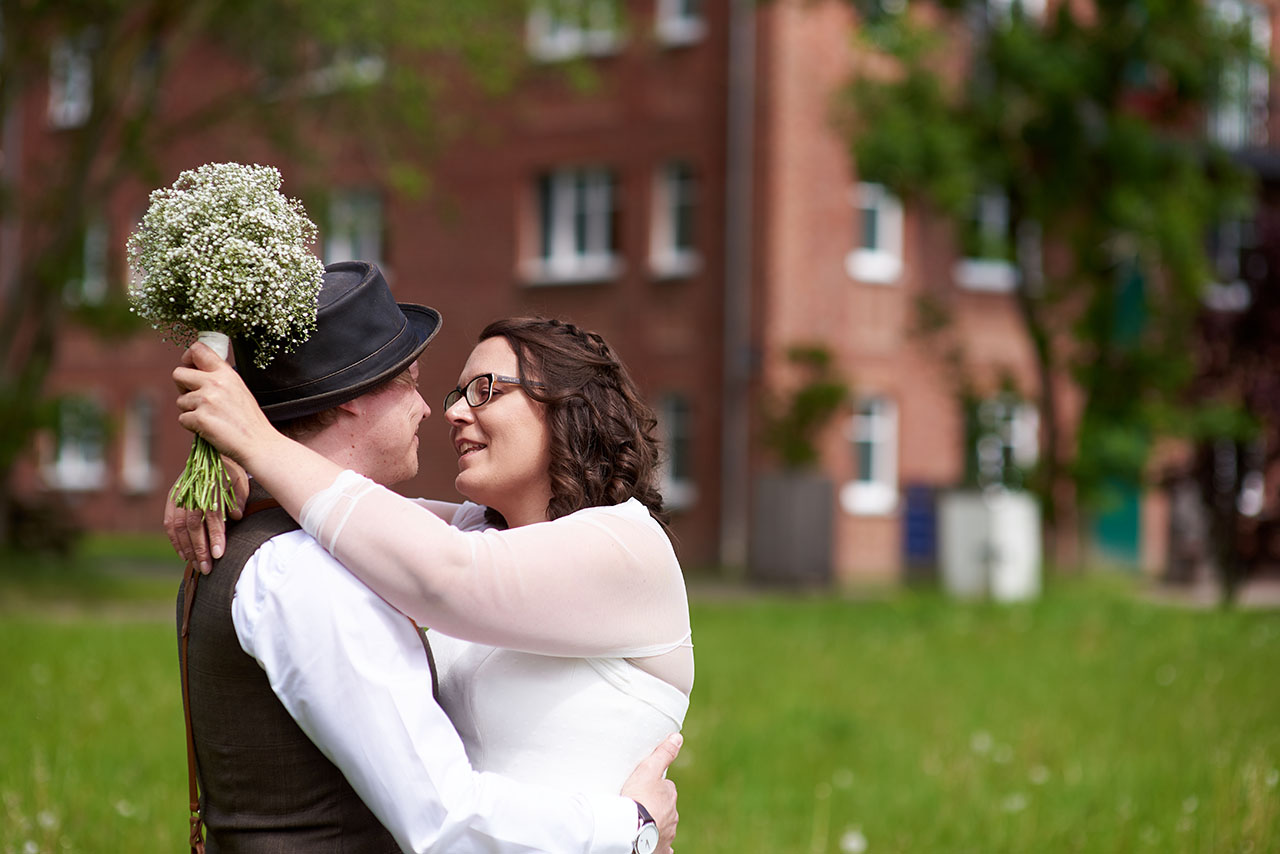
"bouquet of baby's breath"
128,162,324,515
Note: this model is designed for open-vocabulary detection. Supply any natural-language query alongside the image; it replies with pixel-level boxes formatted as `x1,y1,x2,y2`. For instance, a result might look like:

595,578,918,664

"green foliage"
841,0,1258,520
762,345,850,469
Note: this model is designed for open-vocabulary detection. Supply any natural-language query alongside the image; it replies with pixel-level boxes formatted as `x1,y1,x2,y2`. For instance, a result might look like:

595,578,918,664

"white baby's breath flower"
127,162,323,368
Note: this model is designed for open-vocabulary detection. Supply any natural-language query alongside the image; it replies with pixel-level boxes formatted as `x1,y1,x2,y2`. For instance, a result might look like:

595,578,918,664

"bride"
171,316,693,794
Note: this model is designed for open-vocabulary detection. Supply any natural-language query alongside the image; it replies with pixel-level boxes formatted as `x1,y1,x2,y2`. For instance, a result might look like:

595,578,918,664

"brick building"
13,0,1274,581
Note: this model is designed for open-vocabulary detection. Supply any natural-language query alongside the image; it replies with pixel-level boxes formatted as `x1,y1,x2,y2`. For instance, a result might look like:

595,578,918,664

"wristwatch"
632,801,659,854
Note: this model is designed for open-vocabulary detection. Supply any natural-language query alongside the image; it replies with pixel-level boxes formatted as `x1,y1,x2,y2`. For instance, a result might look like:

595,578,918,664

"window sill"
656,20,706,47
650,251,701,280
521,257,623,286
663,480,699,512
840,482,898,517
953,258,1016,292
845,250,902,285
527,37,622,63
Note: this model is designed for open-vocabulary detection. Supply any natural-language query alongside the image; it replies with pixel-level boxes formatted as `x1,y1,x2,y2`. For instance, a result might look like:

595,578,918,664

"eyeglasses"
444,373,544,410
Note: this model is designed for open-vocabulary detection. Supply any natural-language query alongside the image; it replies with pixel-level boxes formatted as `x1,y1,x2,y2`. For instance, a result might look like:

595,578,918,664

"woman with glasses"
170,316,692,798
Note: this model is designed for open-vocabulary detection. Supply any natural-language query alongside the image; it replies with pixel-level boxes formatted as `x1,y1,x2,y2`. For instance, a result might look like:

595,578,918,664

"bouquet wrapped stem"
170,332,236,515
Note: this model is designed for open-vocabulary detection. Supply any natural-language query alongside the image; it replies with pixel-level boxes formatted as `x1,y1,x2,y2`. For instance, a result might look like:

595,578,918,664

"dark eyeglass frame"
444,373,545,410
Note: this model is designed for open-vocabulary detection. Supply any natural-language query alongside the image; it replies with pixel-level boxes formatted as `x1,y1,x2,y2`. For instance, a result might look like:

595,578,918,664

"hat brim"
260,303,441,423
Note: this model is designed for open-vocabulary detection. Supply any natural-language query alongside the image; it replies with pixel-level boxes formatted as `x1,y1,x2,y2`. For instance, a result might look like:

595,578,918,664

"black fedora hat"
233,261,441,422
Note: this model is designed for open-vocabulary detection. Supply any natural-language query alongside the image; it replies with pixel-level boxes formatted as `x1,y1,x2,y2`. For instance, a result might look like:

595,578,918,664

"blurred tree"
0,0,528,547
839,0,1256,560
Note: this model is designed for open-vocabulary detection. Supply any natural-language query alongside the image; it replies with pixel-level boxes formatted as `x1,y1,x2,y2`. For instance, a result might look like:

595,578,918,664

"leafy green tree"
0,0,528,546
840,0,1256,553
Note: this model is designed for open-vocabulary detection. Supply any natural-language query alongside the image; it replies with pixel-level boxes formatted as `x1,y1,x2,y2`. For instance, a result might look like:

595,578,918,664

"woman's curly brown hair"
477,317,669,534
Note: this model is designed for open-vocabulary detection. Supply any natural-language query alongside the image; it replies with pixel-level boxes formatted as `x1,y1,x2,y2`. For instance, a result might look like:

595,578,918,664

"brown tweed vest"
176,483,434,853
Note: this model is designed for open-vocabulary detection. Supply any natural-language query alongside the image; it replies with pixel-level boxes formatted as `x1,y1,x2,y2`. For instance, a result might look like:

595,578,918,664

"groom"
175,261,675,853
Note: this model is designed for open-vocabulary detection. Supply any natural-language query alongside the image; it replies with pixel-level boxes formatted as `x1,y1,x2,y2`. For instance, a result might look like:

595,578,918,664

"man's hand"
163,456,249,573
621,733,682,854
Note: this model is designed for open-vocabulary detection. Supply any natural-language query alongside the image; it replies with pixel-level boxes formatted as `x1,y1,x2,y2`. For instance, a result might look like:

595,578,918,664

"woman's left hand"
173,342,279,468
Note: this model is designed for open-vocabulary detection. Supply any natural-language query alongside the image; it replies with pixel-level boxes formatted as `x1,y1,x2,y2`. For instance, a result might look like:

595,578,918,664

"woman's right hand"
173,341,280,468
164,456,249,573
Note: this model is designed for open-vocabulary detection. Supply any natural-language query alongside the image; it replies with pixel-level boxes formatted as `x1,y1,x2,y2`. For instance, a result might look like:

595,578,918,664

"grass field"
2,540,1278,853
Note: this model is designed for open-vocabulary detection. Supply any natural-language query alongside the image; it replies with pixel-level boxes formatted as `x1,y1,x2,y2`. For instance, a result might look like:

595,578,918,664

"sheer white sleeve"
298,470,693,690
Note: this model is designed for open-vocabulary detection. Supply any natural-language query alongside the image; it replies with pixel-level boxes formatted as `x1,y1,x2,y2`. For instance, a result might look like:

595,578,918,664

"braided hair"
477,317,669,534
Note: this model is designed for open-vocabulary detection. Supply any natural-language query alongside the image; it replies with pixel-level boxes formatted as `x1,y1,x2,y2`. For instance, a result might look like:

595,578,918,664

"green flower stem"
169,435,236,516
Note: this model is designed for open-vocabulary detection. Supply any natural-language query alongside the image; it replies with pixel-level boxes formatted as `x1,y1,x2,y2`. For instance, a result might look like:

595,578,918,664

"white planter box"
939,490,1042,601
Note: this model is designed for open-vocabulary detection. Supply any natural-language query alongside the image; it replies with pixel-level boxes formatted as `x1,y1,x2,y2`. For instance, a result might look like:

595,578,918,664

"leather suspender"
179,498,280,854
180,558,206,854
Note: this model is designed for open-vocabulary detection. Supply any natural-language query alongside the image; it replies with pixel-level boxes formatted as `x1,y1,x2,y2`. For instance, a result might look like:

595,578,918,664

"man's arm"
234,531,675,854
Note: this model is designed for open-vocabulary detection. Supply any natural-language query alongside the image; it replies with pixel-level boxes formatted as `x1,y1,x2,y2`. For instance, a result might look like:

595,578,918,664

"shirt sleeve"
232,532,638,854
300,471,692,659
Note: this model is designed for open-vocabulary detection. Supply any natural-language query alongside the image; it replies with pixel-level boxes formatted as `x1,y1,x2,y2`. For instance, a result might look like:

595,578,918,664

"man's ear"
337,398,364,418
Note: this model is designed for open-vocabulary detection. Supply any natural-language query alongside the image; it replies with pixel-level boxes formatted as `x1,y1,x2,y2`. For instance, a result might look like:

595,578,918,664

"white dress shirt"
231,528,638,854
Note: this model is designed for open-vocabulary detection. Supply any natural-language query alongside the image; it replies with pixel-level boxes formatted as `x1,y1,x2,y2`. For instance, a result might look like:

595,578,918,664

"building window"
64,216,109,306
657,392,697,510
121,396,157,495
650,161,699,278
953,191,1019,292
986,0,1046,25
323,189,383,268
44,396,107,492
1209,0,1271,149
968,396,1038,490
841,396,898,516
845,182,904,284
656,0,706,45
527,0,621,62
48,33,93,129
524,166,621,284
1204,217,1256,312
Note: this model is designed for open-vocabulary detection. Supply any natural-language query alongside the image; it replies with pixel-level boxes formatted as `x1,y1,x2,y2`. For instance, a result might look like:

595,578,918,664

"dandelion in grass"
128,162,323,515
839,826,868,854
970,730,993,755
37,810,57,830
1028,764,1050,785
1155,664,1177,686
1000,792,1028,813
115,799,137,818
1265,768,1279,788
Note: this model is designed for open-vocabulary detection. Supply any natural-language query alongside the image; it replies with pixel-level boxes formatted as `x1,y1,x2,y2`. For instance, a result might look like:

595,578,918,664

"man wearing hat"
176,261,677,853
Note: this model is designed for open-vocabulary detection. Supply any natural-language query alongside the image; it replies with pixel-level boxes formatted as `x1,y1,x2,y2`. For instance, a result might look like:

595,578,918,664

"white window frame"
987,0,1047,25
953,191,1018,292
1209,0,1271,149
527,0,621,62
845,182,904,285
657,392,698,510
43,396,107,492
841,396,899,516
656,0,706,46
1204,217,1255,312
48,33,93,129
65,215,108,306
524,166,621,285
324,189,383,269
974,398,1039,488
650,161,700,279
121,395,158,495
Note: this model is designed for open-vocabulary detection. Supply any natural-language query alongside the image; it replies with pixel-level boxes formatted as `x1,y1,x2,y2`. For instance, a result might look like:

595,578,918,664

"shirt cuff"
586,794,641,854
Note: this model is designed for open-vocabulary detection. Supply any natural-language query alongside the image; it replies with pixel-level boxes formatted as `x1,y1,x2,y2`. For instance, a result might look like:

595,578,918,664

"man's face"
356,362,429,486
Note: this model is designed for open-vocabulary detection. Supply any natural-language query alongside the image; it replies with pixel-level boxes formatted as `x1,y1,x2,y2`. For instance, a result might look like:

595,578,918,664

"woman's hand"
164,456,249,573
173,342,279,468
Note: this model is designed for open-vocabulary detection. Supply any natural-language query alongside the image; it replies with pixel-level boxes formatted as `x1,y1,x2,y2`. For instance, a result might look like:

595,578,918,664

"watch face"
635,823,660,854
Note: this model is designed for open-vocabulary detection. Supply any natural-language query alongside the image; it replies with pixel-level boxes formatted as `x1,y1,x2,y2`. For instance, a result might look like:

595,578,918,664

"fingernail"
212,545,223,559
200,561,211,574
671,733,683,747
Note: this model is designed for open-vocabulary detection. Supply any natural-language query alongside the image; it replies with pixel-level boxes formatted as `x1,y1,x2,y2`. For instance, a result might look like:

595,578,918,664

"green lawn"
2,543,1277,853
